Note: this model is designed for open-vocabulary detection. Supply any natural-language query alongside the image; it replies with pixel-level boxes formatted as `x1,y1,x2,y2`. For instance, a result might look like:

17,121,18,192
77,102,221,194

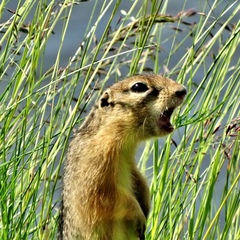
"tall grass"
0,0,239,239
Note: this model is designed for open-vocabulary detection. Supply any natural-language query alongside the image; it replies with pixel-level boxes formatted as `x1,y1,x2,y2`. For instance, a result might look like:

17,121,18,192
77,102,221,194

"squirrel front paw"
135,211,146,240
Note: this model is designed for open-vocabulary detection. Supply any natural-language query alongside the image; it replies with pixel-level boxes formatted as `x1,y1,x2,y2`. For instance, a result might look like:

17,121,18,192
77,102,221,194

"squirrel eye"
130,82,149,93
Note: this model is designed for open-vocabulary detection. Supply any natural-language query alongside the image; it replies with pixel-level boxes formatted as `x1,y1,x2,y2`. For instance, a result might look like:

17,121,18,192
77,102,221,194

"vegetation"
0,0,239,239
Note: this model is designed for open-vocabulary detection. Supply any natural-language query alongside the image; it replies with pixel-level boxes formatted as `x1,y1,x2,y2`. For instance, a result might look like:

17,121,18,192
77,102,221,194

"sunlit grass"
0,0,239,239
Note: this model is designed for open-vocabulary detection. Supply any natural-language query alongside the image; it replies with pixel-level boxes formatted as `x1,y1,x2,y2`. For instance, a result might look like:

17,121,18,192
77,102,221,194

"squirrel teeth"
157,108,175,132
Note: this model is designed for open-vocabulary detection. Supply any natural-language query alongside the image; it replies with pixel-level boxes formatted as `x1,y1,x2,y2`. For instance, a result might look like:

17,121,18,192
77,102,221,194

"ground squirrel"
60,74,186,239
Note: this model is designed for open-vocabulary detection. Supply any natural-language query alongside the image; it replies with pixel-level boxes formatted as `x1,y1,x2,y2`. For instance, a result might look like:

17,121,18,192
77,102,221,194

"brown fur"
61,74,186,239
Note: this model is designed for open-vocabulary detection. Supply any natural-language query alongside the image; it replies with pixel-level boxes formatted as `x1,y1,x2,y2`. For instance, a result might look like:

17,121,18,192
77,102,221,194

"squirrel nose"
175,87,187,99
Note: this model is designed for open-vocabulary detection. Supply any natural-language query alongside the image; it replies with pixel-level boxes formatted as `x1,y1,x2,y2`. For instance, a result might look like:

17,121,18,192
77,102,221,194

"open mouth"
157,108,175,132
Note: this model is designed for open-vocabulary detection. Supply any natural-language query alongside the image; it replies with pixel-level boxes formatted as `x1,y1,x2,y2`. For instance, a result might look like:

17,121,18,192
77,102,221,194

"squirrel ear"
99,90,112,108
